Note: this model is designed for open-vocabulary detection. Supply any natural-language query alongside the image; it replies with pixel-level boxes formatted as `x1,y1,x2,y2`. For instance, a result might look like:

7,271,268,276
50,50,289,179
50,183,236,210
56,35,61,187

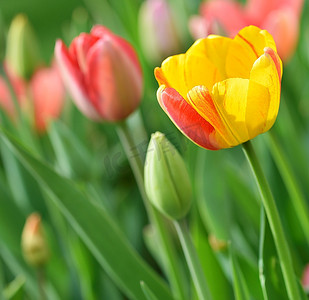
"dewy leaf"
0,131,173,300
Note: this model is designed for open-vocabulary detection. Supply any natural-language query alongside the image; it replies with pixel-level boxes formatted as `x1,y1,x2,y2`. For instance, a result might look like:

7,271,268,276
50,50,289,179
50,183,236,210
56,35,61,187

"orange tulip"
155,26,282,150
55,25,143,122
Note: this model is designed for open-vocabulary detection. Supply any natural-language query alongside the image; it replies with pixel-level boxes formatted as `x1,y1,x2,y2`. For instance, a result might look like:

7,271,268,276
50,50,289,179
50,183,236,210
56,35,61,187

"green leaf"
0,131,173,300
230,248,250,300
140,281,160,300
259,208,289,300
191,206,232,300
3,276,25,300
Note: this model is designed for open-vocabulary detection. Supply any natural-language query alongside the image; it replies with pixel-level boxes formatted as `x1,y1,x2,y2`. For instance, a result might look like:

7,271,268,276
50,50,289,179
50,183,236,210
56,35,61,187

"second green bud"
144,132,192,220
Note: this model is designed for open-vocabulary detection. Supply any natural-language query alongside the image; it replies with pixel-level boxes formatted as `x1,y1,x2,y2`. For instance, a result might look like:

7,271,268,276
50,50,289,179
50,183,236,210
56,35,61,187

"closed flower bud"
21,213,49,267
144,132,192,220
6,14,41,79
302,264,309,292
138,0,181,64
55,25,143,122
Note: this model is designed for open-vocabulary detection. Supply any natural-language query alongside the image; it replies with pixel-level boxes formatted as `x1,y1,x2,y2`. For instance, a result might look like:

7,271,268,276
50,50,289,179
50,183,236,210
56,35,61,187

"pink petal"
55,39,101,120
30,64,65,132
85,37,142,121
200,0,248,37
262,9,299,62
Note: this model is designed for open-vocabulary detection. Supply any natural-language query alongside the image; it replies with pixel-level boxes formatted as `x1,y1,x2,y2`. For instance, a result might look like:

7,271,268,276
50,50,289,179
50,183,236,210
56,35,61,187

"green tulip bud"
6,14,41,79
144,132,192,220
0,13,6,62
21,213,49,267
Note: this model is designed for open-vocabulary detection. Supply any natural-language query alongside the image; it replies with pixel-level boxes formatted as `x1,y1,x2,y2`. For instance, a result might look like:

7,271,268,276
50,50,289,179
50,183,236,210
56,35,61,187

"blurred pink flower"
30,64,65,132
302,264,309,292
138,0,181,63
189,0,304,61
0,62,65,132
55,25,143,122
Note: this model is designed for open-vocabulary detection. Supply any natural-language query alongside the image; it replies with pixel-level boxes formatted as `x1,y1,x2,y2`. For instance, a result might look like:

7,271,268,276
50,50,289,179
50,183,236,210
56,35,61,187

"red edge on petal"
55,39,101,120
158,86,219,150
264,47,282,81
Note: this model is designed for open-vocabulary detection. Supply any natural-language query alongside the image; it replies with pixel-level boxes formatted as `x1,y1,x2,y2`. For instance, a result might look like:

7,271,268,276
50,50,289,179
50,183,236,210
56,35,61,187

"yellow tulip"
155,25,282,150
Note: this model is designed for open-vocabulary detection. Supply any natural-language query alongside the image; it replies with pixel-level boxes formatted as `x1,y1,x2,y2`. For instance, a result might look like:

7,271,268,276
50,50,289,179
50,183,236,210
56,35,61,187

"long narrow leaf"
0,132,173,300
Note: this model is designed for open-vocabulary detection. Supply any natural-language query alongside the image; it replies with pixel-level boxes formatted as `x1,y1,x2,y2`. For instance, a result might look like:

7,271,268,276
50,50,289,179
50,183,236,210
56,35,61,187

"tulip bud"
138,0,181,63
6,14,41,80
208,234,228,252
144,132,192,220
0,13,6,62
21,213,49,267
30,63,65,133
302,264,309,292
55,25,143,122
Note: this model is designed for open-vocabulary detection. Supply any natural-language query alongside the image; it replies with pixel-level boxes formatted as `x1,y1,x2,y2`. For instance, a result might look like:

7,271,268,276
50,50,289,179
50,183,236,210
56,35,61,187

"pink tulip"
189,0,304,61
138,0,181,63
30,64,65,132
0,62,65,132
55,25,143,122
302,264,309,292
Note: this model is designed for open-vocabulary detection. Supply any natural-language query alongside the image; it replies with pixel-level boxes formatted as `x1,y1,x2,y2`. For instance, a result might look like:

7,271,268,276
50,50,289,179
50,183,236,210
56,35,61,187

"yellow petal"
155,36,231,100
211,78,250,145
154,54,187,99
226,25,277,79
248,50,281,134
184,36,231,91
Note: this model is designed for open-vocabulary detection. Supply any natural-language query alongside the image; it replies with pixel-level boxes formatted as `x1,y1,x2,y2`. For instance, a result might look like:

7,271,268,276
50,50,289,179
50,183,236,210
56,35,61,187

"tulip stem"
242,140,301,300
174,219,212,300
0,64,22,121
117,120,187,300
267,130,309,246
37,266,46,300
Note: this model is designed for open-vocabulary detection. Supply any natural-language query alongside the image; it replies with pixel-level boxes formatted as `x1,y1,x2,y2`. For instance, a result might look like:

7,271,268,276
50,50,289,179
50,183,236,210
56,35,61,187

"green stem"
267,130,309,246
174,219,212,300
242,141,301,300
37,266,46,300
117,120,186,300
0,64,22,121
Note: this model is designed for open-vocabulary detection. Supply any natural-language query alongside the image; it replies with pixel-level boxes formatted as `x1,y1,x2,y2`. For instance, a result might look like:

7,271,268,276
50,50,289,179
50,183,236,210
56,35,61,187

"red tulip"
0,63,64,132
30,64,65,132
189,0,304,62
55,25,143,122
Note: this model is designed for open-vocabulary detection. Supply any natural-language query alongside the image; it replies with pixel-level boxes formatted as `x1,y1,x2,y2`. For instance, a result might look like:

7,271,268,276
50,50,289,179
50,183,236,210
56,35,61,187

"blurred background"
1,0,309,299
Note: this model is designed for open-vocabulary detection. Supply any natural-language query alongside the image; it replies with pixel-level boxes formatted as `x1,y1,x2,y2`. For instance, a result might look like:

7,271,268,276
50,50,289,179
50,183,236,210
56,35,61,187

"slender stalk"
117,120,186,300
174,219,212,300
0,64,22,120
242,141,301,300
37,266,46,300
267,130,309,245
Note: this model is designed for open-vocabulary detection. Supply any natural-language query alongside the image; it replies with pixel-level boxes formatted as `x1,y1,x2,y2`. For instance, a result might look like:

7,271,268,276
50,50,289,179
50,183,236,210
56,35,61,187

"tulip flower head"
21,213,49,267
55,25,143,122
189,0,303,62
302,264,309,292
0,63,64,132
30,64,65,132
155,26,282,150
138,0,181,63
